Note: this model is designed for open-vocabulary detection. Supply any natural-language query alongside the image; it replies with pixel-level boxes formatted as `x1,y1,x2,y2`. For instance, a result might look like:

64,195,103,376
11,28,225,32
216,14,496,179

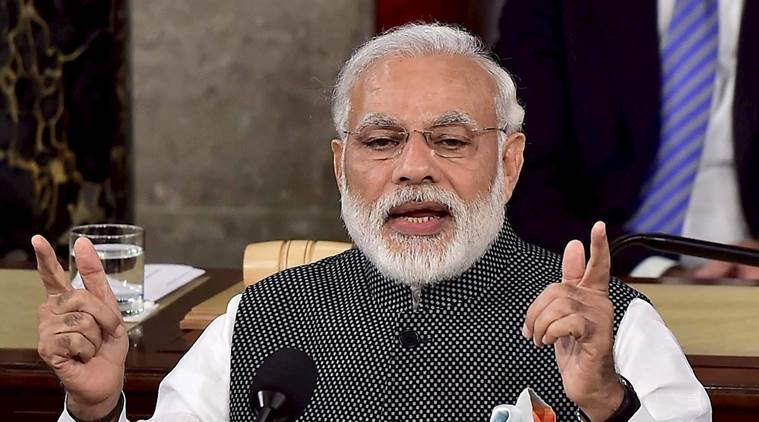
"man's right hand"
33,235,128,419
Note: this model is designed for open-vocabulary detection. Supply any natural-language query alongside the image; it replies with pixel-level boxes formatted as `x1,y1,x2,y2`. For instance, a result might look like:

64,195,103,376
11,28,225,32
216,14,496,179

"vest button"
398,329,421,349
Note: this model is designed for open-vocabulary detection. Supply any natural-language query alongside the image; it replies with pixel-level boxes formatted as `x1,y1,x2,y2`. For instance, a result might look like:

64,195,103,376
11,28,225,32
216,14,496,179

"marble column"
0,0,130,258
131,0,373,267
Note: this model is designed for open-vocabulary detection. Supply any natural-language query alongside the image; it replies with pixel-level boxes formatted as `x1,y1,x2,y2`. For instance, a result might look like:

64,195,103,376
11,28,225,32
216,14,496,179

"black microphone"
610,233,759,268
249,348,318,422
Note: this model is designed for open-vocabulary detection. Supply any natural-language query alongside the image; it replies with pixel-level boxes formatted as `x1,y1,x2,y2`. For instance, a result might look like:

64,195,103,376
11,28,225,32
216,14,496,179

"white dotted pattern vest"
229,221,647,421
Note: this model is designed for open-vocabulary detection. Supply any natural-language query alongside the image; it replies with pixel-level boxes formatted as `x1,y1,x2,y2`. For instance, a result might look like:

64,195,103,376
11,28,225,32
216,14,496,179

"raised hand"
34,235,128,419
523,222,624,420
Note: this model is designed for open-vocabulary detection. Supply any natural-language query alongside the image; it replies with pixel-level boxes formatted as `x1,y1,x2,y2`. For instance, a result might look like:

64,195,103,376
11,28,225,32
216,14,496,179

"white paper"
143,264,206,302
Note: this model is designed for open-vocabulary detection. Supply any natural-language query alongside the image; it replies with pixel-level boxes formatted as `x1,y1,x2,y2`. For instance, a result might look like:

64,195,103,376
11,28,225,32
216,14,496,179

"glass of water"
69,224,145,316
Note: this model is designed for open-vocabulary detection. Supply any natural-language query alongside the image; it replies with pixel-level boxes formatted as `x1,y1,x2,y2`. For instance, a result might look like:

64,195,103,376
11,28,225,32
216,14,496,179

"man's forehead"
354,55,493,94
348,55,496,129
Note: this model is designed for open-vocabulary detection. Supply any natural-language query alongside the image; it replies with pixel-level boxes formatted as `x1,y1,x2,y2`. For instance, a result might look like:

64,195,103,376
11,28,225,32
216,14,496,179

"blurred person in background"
496,0,759,278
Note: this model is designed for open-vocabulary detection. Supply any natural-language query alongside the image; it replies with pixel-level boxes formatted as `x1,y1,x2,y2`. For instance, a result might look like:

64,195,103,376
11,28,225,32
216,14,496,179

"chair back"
242,240,352,286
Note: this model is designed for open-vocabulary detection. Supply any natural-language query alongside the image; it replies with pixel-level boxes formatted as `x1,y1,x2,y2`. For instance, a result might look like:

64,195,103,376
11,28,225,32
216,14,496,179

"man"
34,24,709,421
496,0,759,277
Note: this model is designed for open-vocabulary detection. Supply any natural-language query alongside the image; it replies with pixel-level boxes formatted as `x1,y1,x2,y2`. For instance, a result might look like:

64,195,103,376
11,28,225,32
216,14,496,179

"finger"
524,283,576,338
693,260,734,279
51,290,122,335
562,240,585,285
31,235,72,296
39,308,103,352
541,314,589,345
531,297,584,347
39,332,97,364
580,221,611,293
54,312,103,352
73,238,120,313
56,332,97,363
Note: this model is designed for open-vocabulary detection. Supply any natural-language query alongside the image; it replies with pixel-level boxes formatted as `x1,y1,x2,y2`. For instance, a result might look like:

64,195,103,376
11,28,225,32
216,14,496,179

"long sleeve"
58,295,242,422
615,299,711,421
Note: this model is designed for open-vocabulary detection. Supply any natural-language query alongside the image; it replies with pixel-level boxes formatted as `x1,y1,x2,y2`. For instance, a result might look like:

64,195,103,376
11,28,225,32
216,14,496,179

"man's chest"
230,287,575,421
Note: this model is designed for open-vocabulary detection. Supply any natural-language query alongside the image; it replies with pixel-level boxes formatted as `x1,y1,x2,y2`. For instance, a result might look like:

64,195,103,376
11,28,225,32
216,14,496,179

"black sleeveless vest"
229,222,648,421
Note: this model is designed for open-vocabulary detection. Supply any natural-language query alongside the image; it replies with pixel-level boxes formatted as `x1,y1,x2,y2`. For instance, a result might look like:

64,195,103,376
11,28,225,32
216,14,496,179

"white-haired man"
33,24,710,421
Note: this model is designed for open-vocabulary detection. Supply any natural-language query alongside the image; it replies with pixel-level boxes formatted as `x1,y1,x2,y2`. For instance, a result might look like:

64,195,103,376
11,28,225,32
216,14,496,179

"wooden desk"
690,354,759,419
0,266,241,421
630,277,759,421
0,267,757,421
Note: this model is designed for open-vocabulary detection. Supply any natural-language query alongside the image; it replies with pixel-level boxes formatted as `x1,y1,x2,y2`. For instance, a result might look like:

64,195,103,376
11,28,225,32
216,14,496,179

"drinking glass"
69,224,145,316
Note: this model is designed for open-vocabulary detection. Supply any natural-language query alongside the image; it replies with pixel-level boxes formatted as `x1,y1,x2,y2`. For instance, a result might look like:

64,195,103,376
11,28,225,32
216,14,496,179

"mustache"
372,185,460,222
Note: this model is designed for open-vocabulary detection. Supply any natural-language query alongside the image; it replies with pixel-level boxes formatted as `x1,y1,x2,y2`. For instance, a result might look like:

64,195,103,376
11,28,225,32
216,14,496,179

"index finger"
579,221,611,293
31,235,72,296
73,238,120,313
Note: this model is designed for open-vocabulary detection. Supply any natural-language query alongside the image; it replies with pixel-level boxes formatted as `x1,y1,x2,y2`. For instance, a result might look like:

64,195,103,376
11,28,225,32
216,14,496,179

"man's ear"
331,139,345,191
502,132,526,202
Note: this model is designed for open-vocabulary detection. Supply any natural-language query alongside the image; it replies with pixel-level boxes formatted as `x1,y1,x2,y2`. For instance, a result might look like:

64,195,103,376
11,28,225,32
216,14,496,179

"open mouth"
386,201,452,235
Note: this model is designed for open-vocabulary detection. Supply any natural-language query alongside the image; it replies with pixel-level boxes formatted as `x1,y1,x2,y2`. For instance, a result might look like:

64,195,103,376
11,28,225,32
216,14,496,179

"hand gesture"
523,222,624,420
34,235,128,419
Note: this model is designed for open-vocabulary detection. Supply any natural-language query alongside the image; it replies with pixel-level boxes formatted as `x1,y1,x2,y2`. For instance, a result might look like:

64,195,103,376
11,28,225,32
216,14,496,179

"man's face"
332,54,525,286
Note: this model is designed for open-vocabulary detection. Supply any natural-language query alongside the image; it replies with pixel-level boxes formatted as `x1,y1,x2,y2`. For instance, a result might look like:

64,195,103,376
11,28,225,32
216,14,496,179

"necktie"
629,0,718,234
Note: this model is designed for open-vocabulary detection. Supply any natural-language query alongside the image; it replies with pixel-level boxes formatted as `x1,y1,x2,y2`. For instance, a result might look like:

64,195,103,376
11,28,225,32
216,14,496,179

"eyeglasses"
343,124,506,160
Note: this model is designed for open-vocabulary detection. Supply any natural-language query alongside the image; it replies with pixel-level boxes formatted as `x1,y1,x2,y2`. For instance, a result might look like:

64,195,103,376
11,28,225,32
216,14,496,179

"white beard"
339,166,507,289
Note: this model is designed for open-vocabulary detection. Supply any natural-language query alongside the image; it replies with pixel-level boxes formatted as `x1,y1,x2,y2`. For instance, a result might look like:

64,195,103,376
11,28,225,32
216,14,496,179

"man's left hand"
523,221,624,420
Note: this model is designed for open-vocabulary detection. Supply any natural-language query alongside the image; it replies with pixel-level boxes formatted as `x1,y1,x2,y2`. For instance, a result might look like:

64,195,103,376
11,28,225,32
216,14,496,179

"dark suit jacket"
495,0,759,273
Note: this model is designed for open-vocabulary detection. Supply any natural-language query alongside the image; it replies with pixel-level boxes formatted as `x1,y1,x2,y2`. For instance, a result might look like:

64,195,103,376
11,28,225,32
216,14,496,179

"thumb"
562,240,586,285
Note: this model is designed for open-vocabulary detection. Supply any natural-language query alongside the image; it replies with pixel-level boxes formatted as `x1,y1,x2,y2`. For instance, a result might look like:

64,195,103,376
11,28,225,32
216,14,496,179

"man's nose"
391,132,441,185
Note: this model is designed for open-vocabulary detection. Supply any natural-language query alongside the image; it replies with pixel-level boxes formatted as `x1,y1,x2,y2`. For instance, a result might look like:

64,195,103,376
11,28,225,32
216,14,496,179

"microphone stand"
610,233,759,267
